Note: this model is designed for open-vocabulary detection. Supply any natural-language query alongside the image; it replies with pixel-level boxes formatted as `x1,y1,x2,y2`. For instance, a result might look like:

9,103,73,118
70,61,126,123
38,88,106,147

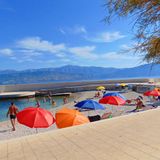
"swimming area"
0,96,73,122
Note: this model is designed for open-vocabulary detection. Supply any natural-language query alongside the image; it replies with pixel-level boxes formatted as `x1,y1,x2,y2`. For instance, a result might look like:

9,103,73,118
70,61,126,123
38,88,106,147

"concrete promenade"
1,108,160,160
0,91,35,98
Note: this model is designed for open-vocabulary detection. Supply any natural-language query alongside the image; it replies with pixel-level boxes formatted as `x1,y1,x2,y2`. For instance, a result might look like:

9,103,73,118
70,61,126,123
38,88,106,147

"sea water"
0,96,73,122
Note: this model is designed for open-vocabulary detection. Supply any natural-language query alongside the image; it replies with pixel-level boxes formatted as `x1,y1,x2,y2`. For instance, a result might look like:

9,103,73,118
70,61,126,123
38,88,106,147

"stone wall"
0,78,151,93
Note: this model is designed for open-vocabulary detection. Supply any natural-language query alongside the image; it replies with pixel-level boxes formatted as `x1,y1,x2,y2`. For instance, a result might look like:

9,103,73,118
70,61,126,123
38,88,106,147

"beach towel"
88,115,101,122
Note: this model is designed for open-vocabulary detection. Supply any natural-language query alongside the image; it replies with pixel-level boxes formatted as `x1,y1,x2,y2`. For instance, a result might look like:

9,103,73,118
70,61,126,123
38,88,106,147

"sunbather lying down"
127,105,155,113
101,112,112,119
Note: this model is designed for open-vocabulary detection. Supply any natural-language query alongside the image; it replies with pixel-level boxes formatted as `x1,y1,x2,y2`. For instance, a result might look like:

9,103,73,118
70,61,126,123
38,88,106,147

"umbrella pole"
36,128,38,133
88,110,90,116
113,105,117,115
95,109,99,118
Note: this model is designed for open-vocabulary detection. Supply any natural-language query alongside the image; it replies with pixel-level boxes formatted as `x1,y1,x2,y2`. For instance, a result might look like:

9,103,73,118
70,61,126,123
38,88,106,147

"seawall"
0,78,157,94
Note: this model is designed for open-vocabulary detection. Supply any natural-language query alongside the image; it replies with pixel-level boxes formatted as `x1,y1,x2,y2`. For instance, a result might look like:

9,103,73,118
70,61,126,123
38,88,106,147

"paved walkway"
1,108,160,160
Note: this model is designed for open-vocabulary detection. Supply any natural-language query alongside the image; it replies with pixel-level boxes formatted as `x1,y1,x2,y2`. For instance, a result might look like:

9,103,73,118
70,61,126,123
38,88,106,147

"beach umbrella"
17,107,55,128
120,83,127,87
96,86,105,90
103,92,126,100
144,89,160,96
148,80,154,84
115,83,120,86
143,91,151,96
99,96,126,105
55,108,89,129
155,87,160,91
75,99,105,110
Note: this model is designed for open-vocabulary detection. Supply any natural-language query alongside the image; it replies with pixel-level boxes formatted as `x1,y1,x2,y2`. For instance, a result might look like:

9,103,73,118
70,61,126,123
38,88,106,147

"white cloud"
56,52,66,58
0,37,68,63
17,37,66,54
19,49,42,57
120,44,131,50
16,57,34,63
69,46,97,59
59,25,87,35
100,52,138,60
0,35,140,67
86,31,125,43
46,59,59,64
120,42,140,52
59,28,66,35
0,48,13,56
61,58,71,62
72,26,87,34
68,45,139,61
100,52,119,59
10,56,17,60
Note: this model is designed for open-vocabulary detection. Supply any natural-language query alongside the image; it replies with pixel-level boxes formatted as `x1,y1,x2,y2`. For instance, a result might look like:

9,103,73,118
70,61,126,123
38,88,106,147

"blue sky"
0,0,144,70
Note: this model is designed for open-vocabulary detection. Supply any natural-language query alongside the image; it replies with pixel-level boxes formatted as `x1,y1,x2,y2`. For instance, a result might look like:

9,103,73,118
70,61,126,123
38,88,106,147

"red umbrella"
17,107,55,128
99,96,126,105
144,90,160,96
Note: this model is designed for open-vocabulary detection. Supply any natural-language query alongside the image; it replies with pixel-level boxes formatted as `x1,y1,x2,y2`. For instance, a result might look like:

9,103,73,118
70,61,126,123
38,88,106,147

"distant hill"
0,64,159,85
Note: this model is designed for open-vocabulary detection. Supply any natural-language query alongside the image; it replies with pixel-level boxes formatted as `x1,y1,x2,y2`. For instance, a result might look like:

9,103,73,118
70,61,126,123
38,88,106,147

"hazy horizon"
0,63,149,72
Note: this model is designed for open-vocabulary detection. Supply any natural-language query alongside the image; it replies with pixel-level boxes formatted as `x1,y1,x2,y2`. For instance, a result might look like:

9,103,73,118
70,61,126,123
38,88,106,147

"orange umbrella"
55,108,89,129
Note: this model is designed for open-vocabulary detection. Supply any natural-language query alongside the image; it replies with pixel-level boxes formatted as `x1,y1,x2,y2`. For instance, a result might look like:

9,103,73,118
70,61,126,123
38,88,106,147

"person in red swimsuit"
6,102,19,131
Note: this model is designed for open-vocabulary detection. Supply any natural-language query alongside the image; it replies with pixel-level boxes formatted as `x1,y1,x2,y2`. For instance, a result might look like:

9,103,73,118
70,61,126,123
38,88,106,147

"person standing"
52,99,56,106
6,102,19,131
63,96,68,104
35,100,41,107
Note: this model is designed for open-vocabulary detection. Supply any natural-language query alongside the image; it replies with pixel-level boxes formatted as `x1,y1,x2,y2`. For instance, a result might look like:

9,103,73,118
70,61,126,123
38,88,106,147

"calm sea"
0,96,73,122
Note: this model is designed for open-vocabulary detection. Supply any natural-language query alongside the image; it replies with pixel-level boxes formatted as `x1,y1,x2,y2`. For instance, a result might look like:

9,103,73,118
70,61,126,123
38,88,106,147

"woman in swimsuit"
6,102,19,131
135,98,145,110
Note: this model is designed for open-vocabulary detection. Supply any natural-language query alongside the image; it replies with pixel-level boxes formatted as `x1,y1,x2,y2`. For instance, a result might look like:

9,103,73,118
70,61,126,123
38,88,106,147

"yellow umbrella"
120,83,127,87
96,86,105,90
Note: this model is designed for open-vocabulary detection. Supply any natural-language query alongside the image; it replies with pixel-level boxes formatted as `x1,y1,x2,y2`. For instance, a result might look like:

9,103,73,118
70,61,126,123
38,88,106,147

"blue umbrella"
75,99,105,110
103,92,126,100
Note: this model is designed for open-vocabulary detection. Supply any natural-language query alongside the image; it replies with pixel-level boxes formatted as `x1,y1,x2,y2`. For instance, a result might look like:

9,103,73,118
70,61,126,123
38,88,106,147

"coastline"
0,90,151,141
0,91,93,141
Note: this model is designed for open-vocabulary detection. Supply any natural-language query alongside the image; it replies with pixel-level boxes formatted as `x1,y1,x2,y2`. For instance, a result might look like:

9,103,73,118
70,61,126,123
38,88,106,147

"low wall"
0,78,155,93
134,85,155,93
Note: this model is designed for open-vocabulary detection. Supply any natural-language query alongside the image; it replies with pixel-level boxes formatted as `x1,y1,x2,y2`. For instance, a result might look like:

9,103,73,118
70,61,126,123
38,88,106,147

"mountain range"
0,64,159,85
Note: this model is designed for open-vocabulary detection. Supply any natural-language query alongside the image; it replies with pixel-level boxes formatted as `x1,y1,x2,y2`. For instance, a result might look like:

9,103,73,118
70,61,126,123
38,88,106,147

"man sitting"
135,97,145,110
